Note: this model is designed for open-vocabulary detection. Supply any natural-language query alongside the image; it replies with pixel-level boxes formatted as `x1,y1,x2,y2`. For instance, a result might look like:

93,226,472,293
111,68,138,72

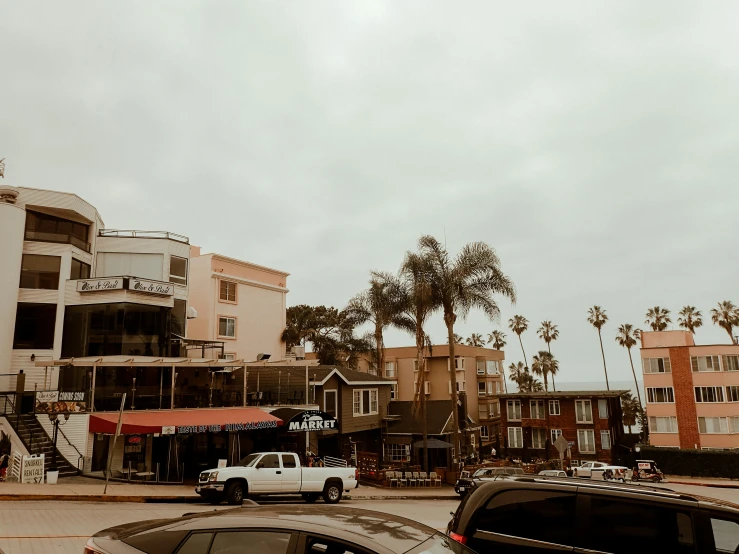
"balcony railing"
24,230,91,252
99,229,189,244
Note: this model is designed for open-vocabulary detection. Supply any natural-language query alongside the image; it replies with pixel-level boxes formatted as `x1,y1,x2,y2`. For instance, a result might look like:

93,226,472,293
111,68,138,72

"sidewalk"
666,475,739,490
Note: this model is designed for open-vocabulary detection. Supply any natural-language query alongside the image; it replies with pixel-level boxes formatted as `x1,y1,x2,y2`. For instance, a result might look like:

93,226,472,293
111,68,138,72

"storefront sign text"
21,455,45,484
174,420,279,434
287,410,337,432
35,390,88,414
76,278,123,292
128,279,174,296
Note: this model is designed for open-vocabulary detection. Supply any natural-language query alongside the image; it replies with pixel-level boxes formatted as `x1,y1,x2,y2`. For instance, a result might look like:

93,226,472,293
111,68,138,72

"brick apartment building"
641,330,739,450
499,390,626,465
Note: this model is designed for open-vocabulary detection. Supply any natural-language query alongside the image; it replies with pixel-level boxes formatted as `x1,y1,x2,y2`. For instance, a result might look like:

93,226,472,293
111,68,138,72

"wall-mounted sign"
21,454,45,484
287,410,338,432
175,420,279,434
161,426,175,435
35,391,88,413
128,279,174,296
76,278,123,292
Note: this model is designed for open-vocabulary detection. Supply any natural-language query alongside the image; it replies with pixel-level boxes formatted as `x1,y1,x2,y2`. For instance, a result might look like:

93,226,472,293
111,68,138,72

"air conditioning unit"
291,346,306,359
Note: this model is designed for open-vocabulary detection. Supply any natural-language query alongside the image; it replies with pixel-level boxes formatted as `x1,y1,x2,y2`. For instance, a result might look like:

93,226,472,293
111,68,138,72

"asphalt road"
0,499,460,554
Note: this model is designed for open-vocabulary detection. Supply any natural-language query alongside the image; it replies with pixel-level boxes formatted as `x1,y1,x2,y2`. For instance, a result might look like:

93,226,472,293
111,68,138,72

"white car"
572,461,608,478
538,470,568,477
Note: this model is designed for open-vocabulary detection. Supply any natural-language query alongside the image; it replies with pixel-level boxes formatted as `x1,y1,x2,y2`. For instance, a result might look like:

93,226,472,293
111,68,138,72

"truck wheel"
302,493,319,504
652,476,661,483
322,482,342,504
226,482,245,505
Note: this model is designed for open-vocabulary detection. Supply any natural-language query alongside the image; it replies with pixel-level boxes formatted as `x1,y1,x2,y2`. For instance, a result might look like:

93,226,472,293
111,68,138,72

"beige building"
187,249,289,363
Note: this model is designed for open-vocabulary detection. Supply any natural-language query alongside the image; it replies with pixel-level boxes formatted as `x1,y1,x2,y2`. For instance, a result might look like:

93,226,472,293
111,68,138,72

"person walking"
0,451,9,481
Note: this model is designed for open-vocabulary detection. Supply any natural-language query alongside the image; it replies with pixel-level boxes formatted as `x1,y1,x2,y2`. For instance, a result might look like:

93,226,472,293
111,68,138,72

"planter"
47,470,59,484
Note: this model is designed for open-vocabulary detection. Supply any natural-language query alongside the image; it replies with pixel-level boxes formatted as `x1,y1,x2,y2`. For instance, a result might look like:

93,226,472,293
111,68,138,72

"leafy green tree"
711,301,739,344
645,306,671,331
587,306,610,390
678,306,703,335
615,324,643,408
282,304,316,347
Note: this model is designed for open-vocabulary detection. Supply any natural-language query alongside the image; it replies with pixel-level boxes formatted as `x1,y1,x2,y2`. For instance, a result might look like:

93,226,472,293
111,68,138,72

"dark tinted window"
177,532,213,553
260,454,280,468
13,303,56,349
588,496,694,554
282,454,297,468
210,531,291,554
19,254,61,289
25,209,90,251
711,517,739,553
70,258,91,280
473,490,576,548
170,256,188,285
306,536,372,554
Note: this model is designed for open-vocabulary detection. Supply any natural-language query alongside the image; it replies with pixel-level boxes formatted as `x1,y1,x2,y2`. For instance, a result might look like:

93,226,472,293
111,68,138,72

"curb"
0,493,458,503
669,480,739,490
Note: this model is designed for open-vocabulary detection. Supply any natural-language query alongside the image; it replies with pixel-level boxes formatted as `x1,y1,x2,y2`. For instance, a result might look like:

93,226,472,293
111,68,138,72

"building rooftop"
386,400,454,435
499,390,629,399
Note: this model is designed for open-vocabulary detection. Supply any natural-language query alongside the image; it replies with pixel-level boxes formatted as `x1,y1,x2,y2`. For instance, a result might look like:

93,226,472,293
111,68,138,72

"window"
575,399,593,423
728,386,739,403
698,417,729,434
551,429,563,443
588,497,694,554
507,427,523,448
486,360,499,375
695,386,724,403
487,381,494,395
495,381,501,394
305,537,372,554
170,532,212,554
259,454,280,468
530,400,545,419
490,401,500,418
477,361,485,375
19,254,61,289
692,355,721,372
413,359,418,372
424,381,431,394
24,209,90,251
218,317,236,338
448,381,466,393
209,531,291,554
353,389,378,416
647,387,675,403
481,425,489,439
385,443,410,462
69,258,91,280
724,355,739,372
96,252,163,280
507,400,522,421
577,429,595,453
478,382,486,397
479,404,488,420
649,416,678,433
219,353,235,361
219,280,236,302
324,390,337,418
598,399,608,418
470,434,475,448
281,454,297,468
384,361,395,378
643,357,672,374
732,417,739,433
13,303,56,349
169,256,187,285
471,490,576,552
532,428,546,449
548,400,560,415
710,518,739,554
455,357,465,370
601,430,612,450
390,384,397,401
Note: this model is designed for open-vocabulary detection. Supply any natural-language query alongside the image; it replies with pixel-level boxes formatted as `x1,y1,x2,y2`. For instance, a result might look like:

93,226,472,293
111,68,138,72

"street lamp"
48,412,70,471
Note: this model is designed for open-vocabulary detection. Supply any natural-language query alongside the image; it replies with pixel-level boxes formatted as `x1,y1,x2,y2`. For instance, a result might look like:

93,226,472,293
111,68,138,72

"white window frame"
575,399,593,424
487,381,494,395
549,399,561,416
598,399,609,419
219,353,236,361
531,428,546,449
217,316,236,338
448,381,466,393
219,279,237,302
508,426,523,449
384,361,396,378
352,390,361,416
507,400,522,421
731,416,739,434
600,430,612,450
724,355,739,372
324,389,338,418
647,387,675,403
481,425,489,440
478,381,486,397
455,357,465,370
551,429,563,443
385,443,410,462
695,386,725,403
424,381,431,395
649,416,678,434
577,429,596,454
353,389,379,416
477,361,485,375
490,401,500,418
486,360,499,375
530,400,545,419
478,404,488,420
642,357,672,374
390,384,397,401
413,359,418,372
169,255,188,286
727,386,739,403
698,416,729,434
691,355,721,373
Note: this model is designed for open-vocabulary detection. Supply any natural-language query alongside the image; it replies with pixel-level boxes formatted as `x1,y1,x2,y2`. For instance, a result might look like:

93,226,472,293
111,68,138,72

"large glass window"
698,417,729,434
576,399,593,423
647,387,675,403
209,531,291,554
643,357,672,374
691,355,721,372
24,209,90,251
530,400,545,419
724,356,739,372
70,258,91,280
219,280,236,302
711,517,739,554
507,400,522,421
169,256,188,285
649,416,678,433
218,317,236,338
695,386,724,403
96,252,163,280
507,427,523,448
13,303,57,349
532,428,546,448
577,429,595,453
19,254,61,289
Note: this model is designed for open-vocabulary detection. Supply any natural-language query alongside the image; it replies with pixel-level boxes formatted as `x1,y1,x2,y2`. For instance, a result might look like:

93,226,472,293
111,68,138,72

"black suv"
447,475,739,554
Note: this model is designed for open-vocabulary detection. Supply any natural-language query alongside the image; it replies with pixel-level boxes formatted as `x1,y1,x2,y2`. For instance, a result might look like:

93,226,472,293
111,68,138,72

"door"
251,454,282,493
280,453,302,492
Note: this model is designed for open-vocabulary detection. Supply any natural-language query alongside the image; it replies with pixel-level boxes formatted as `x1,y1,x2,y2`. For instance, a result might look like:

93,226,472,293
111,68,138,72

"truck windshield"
237,454,261,467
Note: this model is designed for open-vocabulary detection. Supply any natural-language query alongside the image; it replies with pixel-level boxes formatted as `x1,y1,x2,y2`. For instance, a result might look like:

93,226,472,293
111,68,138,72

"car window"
711,517,739,553
472,490,576,549
587,496,694,554
210,531,292,554
260,454,280,469
304,536,372,554
282,454,297,468
177,533,213,554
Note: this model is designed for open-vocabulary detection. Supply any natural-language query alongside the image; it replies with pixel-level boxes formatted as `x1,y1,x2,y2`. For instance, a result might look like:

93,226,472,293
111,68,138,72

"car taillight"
449,532,467,545
84,539,104,553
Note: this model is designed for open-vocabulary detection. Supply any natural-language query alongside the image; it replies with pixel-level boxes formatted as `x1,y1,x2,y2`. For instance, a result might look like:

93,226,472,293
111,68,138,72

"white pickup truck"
196,452,358,505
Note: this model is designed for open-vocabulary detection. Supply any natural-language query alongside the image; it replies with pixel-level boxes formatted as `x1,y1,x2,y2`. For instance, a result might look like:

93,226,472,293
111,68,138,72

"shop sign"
161,426,175,435
35,391,87,413
125,435,143,454
76,278,123,292
175,420,279,434
287,410,337,432
21,454,45,483
128,279,174,296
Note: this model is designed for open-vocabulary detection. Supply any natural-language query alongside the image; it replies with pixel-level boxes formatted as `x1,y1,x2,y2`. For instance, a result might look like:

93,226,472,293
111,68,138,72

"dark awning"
413,438,453,449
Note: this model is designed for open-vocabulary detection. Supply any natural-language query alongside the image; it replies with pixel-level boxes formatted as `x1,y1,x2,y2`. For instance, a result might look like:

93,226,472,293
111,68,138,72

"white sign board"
21,454,45,484
161,426,175,435
218,459,228,468
128,279,174,296
76,278,124,292
36,391,59,404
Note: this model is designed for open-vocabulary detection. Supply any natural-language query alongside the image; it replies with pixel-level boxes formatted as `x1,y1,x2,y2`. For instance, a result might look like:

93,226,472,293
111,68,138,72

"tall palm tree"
531,350,559,392
508,315,529,369
678,306,703,335
711,301,739,344
419,235,516,464
487,330,506,350
615,324,643,408
508,361,527,387
645,306,672,332
447,333,465,345
587,306,610,390
621,392,640,435
537,321,559,390
465,333,486,347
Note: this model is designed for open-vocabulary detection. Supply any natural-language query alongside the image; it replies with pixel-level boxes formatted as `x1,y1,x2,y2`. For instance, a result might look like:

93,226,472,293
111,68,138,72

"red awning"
89,407,282,435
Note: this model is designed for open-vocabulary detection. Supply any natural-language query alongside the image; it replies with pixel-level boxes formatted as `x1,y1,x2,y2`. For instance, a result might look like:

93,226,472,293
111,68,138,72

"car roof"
165,505,436,554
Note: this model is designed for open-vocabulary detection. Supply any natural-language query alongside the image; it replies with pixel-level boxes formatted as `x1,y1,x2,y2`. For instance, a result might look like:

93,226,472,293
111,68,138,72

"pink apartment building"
641,330,739,450
187,247,289,362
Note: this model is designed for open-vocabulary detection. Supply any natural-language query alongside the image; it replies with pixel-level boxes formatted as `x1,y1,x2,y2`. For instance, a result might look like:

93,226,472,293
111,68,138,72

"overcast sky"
3,1,739,385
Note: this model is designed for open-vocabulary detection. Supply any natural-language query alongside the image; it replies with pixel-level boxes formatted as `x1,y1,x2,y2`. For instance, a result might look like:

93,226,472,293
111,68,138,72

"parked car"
454,467,525,497
538,469,567,477
600,465,631,482
85,503,477,554
633,459,667,483
447,475,739,554
572,460,607,478
196,452,358,505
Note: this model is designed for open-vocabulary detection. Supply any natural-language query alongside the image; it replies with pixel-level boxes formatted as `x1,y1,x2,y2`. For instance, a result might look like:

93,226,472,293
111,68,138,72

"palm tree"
531,351,559,392
645,306,672,332
711,301,739,344
465,333,486,347
621,392,640,435
419,235,516,464
587,306,610,390
537,321,559,390
487,330,506,350
447,333,465,345
517,371,544,393
678,306,703,335
615,324,643,408
508,361,527,386
508,315,529,369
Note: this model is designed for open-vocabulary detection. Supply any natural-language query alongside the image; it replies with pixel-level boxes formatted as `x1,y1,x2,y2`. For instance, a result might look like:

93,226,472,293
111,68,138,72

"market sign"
76,278,123,292
35,391,88,414
287,410,337,432
21,454,45,483
128,279,174,296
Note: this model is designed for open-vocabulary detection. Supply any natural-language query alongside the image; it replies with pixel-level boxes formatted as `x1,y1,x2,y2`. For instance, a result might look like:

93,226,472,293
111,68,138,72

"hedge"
638,446,739,479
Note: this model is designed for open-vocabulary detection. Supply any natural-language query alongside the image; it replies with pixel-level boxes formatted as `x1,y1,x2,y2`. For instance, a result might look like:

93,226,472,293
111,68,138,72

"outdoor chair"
419,471,430,487
383,471,394,487
429,471,441,487
389,471,399,488
412,471,421,487
398,472,408,487
406,472,417,487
